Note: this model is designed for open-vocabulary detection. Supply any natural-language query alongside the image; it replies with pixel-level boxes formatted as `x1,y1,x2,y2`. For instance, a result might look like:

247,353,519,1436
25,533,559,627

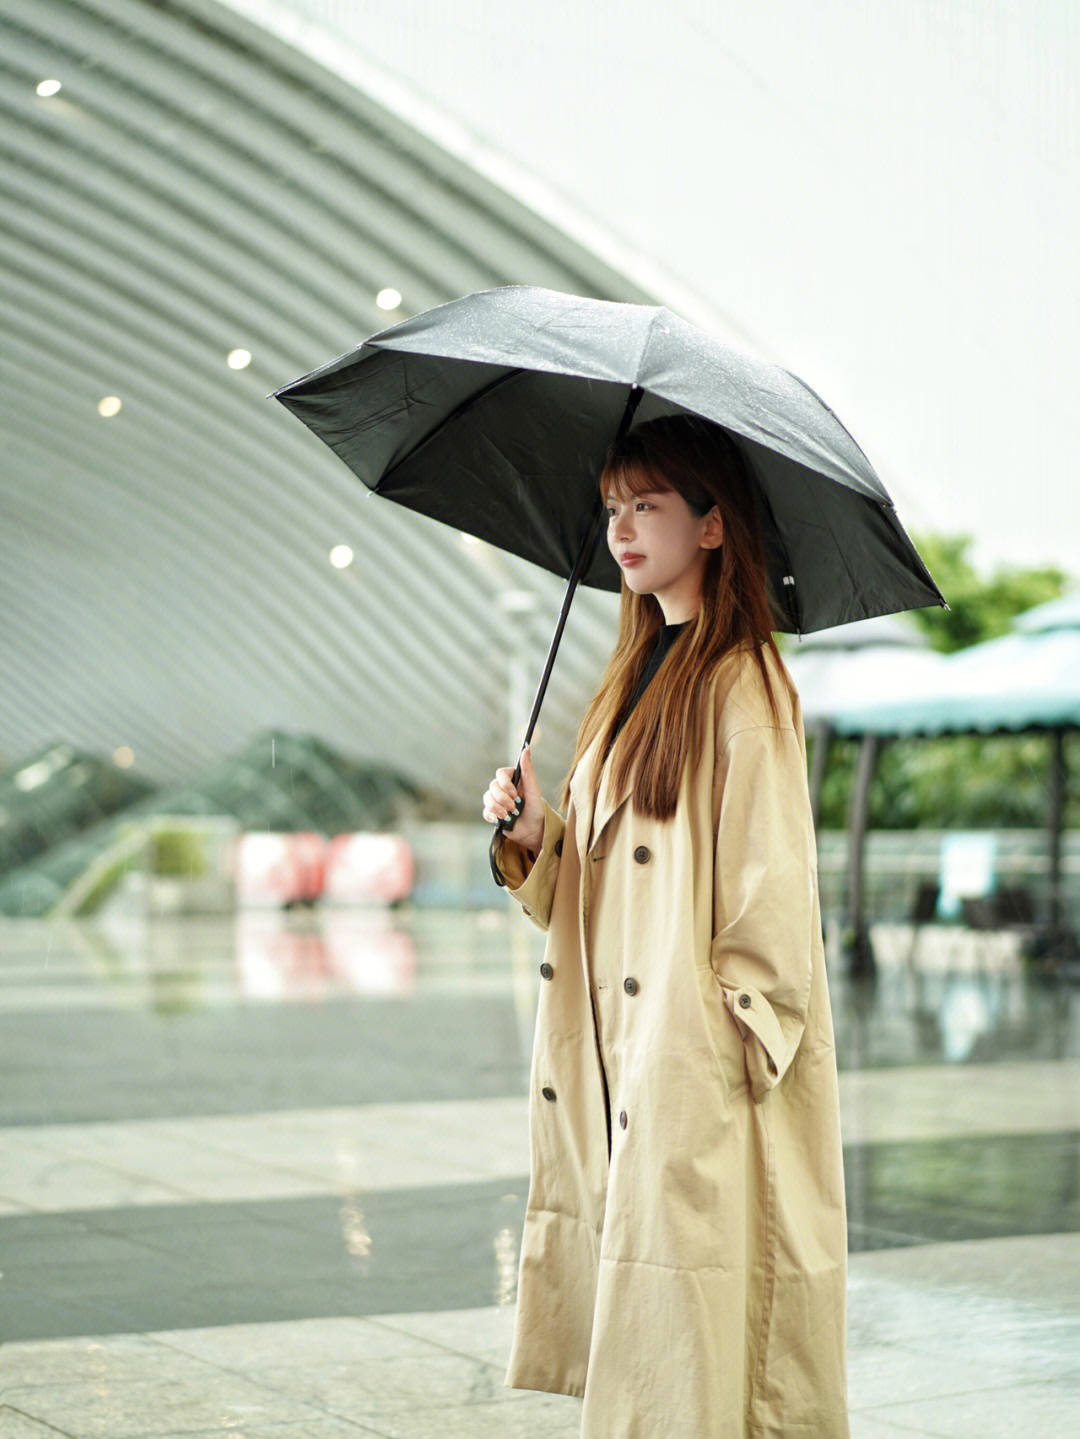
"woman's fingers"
482,770,521,823
481,750,539,831
493,769,520,811
495,766,519,798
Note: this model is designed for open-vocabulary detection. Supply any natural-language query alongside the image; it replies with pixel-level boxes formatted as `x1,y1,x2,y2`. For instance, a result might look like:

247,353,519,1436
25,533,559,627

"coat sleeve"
710,722,817,1103
494,798,566,931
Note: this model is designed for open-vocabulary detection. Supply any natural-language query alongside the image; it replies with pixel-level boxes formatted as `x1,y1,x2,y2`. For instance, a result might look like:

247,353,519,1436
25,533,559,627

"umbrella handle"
490,384,644,888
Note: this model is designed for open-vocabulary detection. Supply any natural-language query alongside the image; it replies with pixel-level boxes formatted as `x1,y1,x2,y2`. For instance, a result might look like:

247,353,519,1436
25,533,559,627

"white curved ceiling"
1,0,752,809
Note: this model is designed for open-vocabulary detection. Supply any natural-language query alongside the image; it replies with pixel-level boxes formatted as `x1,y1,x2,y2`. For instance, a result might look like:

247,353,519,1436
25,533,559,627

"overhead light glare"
376,288,402,311
330,544,354,569
113,747,135,769
15,761,51,792
460,533,481,546
36,78,62,97
97,395,122,417
227,348,252,370
499,589,537,613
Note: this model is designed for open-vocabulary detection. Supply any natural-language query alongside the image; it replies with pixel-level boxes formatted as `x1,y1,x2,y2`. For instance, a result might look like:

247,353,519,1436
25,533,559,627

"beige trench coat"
496,645,850,1439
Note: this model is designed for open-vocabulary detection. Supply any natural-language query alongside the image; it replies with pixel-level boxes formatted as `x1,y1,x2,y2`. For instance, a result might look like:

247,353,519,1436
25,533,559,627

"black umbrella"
275,285,944,881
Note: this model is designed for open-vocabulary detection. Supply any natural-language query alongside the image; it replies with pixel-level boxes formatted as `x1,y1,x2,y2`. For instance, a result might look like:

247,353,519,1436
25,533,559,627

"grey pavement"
1,909,1078,1437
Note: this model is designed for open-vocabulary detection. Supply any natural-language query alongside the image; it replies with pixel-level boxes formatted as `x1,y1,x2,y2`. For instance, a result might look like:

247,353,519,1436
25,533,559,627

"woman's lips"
620,554,644,566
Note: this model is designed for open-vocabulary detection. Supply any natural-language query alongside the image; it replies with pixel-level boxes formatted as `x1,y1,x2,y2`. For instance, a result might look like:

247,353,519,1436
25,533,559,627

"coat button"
540,962,554,980
619,1110,628,1129
554,838,563,856
542,1086,557,1102
739,992,752,1009
623,976,639,996
633,845,651,864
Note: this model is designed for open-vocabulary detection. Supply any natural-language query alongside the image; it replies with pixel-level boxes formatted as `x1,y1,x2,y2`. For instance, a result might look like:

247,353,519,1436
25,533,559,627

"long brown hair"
559,413,794,821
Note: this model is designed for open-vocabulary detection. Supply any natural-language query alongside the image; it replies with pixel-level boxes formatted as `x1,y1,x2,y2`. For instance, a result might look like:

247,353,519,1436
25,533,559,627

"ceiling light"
330,545,354,568
36,79,62,97
499,590,536,613
97,396,122,417
15,760,52,792
113,747,135,769
227,348,252,370
376,288,402,311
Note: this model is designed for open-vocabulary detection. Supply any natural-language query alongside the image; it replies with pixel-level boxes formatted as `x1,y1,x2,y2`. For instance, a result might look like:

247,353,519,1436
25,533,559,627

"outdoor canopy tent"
783,614,948,824
826,591,1080,972
833,591,1080,738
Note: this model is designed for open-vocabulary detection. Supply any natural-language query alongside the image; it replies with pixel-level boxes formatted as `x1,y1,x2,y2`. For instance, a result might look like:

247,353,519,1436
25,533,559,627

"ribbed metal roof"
1,0,758,812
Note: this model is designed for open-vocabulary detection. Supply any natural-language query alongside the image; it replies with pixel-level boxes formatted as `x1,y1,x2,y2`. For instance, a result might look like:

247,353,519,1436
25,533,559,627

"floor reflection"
1,908,1078,1349
235,911,417,999
14,908,1079,1075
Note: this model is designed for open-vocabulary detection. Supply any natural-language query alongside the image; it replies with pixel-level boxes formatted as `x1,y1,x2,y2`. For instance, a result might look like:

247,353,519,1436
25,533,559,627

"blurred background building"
3,1,1076,850
2,8,1078,1433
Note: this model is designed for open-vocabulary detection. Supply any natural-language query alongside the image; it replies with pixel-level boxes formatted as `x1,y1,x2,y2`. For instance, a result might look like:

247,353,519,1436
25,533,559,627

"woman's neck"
657,596,700,624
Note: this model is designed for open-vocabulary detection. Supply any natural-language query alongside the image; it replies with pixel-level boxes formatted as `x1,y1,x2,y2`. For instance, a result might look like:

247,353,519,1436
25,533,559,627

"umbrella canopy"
832,592,1080,737
275,286,943,636
277,286,945,887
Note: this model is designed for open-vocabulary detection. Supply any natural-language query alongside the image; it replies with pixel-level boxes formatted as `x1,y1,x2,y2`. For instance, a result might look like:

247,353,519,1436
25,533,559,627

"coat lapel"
569,729,636,863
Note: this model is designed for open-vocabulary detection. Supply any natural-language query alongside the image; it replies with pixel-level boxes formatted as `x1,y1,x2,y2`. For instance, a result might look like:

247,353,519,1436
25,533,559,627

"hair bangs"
600,453,674,505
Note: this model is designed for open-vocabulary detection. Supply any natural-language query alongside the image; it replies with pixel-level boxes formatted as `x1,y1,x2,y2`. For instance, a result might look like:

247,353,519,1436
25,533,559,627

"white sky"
241,0,1080,576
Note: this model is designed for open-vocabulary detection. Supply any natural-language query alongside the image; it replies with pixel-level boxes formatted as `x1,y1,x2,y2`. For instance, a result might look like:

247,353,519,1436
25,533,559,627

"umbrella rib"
370,363,526,495
782,368,884,501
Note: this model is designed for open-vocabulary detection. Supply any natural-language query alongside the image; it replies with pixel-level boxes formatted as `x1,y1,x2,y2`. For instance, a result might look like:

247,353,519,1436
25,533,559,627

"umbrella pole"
490,385,645,887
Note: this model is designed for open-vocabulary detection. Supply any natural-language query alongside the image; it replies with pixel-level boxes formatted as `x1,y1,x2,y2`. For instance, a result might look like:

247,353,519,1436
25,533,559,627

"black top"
504,620,690,877
604,621,690,759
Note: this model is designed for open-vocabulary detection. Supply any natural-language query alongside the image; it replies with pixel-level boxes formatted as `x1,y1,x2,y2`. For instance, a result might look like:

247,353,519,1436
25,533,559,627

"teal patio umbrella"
832,591,1080,968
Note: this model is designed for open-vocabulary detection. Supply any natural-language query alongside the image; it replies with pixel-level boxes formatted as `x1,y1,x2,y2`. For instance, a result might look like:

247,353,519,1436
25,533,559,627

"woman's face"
603,483,723,622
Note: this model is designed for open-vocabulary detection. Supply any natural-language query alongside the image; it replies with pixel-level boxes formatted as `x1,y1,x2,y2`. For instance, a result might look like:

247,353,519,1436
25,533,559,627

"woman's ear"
701,505,724,550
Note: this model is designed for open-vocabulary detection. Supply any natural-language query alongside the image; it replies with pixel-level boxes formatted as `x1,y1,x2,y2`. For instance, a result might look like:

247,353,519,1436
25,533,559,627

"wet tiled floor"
1,909,1078,1436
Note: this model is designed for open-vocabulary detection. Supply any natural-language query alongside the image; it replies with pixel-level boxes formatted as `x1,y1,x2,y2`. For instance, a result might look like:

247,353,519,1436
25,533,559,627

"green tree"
908,533,1067,652
814,535,1074,830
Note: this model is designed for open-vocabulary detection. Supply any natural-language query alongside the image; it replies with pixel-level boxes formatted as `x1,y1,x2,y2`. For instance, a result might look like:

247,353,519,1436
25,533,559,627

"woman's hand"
482,746,545,851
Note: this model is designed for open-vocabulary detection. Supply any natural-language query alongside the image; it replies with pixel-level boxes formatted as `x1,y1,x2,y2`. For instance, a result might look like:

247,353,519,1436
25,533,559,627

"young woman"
482,414,850,1439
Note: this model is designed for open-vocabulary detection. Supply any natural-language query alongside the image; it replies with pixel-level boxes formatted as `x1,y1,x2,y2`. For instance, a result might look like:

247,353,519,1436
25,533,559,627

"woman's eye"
636,501,652,511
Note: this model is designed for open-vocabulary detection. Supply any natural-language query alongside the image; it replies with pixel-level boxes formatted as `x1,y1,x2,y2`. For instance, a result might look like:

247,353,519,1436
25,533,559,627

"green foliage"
814,729,1080,832
810,535,1075,830
148,828,207,878
908,533,1067,652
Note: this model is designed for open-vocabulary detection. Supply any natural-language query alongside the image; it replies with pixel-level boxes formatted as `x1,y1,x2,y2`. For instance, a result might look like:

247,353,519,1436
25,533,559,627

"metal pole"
846,733,880,979
1048,726,1065,946
809,720,830,831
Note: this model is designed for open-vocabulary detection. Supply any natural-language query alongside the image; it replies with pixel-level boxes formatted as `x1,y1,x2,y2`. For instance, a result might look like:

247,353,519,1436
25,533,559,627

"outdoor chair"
961,888,1036,931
